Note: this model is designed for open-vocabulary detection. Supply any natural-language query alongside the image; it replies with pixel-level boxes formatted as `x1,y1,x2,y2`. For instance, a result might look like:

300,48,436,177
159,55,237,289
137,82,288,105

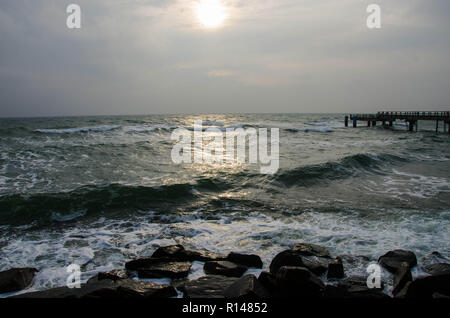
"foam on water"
1,205,449,297
35,125,121,134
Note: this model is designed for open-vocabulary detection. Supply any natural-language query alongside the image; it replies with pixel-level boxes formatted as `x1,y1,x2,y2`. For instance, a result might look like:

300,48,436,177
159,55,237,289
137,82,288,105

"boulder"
403,272,450,298
137,261,191,279
269,250,327,276
226,252,263,268
327,257,344,279
151,244,226,262
292,243,331,258
223,274,270,299
0,268,38,293
324,276,388,298
275,266,325,298
98,269,131,281
177,275,238,298
392,262,412,297
11,278,177,298
125,257,171,271
424,263,450,275
204,261,247,278
257,271,278,296
378,250,417,273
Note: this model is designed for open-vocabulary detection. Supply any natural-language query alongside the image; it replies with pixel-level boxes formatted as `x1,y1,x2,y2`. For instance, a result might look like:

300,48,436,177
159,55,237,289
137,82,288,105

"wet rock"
125,257,171,271
392,262,412,297
98,269,131,281
324,276,388,298
378,250,417,273
0,268,38,293
223,274,270,299
151,244,226,262
403,272,450,298
226,252,263,268
275,266,325,298
12,279,177,298
292,243,331,258
327,257,344,279
269,250,327,276
424,263,450,275
137,261,191,279
204,261,247,278
257,272,278,296
177,275,238,298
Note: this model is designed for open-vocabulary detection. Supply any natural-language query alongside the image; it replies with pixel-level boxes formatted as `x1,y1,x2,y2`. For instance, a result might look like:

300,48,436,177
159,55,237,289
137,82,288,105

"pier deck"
345,111,450,133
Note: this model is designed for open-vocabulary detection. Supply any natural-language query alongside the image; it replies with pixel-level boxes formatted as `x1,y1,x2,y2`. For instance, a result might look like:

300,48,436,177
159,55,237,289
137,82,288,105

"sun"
196,0,228,28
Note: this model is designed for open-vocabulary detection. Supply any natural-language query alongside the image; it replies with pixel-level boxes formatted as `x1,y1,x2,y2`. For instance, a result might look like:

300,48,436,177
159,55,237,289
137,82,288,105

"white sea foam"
35,125,121,134
1,207,449,297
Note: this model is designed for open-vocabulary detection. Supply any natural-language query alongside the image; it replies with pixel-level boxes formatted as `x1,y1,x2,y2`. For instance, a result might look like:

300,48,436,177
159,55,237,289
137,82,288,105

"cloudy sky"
0,0,449,117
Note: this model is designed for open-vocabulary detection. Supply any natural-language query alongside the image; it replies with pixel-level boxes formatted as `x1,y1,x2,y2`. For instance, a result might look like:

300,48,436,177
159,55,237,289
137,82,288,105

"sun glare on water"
196,0,228,28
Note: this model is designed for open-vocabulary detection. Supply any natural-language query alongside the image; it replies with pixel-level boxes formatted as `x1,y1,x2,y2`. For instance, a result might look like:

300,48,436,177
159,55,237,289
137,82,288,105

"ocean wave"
273,153,407,186
35,125,121,134
0,177,234,226
285,127,333,133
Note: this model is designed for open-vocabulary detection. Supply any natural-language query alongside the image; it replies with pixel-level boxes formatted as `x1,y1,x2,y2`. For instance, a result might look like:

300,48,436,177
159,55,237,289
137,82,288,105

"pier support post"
345,116,349,127
436,120,439,133
389,121,393,127
372,121,376,126
367,121,371,127
353,117,357,128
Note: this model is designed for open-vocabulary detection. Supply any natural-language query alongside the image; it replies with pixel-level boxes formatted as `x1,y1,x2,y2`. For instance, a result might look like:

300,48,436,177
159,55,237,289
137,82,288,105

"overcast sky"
1,0,449,117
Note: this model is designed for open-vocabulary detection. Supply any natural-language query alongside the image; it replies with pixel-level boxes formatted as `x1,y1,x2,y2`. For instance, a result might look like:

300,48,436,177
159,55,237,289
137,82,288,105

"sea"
0,113,449,296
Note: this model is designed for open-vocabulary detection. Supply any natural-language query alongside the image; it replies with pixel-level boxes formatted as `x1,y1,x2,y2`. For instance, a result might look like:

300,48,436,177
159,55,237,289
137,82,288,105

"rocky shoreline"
1,243,449,299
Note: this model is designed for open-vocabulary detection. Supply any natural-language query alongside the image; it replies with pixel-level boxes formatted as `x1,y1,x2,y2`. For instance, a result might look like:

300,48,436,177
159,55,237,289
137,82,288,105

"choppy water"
0,114,449,295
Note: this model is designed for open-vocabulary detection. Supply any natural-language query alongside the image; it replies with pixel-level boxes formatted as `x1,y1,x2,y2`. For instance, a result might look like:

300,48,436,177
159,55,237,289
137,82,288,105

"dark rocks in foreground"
226,252,263,268
269,249,328,276
151,244,226,262
0,268,38,293
223,274,270,299
327,257,345,279
275,266,325,298
204,261,248,277
176,275,238,298
4,243,450,299
378,249,417,273
12,278,177,298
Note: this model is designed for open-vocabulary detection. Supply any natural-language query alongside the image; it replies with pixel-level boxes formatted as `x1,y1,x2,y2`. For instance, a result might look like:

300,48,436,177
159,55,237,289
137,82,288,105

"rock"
257,272,277,296
324,276,389,299
137,261,191,279
378,250,417,273
98,269,130,281
11,279,177,298
152,244,185,259
204,261,247,278
269,250,327,276
125,257,171,271
275,266,325,298
403,272,450,298
177,275,238,298
223,274,270,299
424,263,450,275
327,257,344,279
0,268,38,293
392,262,412,297
292,243,331,258
151,244,226,262
226,252,263,268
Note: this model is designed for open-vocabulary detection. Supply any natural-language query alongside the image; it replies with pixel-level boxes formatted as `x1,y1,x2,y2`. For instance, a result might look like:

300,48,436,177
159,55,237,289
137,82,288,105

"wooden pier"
345,111,450,133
